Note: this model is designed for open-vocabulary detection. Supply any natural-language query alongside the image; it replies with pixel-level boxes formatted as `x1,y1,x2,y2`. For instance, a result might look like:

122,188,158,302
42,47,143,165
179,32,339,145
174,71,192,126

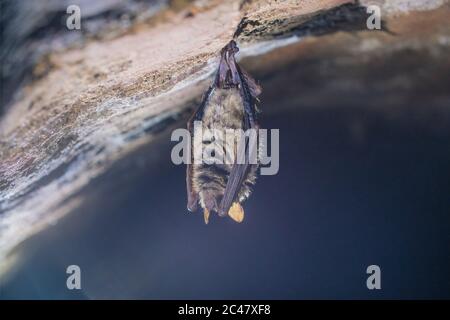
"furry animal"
186,40,261,224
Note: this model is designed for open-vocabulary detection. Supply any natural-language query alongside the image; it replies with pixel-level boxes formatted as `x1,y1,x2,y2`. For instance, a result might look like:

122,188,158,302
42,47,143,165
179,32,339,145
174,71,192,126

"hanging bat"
186,40,262,224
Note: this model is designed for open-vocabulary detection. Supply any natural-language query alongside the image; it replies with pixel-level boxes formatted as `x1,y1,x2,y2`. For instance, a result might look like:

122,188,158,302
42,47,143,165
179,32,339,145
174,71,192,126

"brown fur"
192,88,258,214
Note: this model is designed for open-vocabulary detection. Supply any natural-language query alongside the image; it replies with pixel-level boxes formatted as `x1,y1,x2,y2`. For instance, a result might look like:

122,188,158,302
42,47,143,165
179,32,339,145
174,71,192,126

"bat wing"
218,66,259,217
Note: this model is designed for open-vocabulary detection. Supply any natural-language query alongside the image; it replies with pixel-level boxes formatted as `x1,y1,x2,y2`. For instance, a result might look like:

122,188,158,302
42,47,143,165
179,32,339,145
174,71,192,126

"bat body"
186,40,261,224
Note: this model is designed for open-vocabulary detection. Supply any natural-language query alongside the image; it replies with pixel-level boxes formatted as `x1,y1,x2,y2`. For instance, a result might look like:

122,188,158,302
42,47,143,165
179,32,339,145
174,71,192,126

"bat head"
200,190,245,224
201,189,220,215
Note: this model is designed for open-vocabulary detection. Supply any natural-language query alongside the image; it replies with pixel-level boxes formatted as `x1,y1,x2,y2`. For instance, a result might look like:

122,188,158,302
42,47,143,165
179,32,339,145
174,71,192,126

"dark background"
2,89,450,299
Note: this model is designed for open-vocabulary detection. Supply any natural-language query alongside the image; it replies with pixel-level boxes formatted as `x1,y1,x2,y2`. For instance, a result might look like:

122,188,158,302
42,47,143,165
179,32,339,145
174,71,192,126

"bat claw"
187,195,198,212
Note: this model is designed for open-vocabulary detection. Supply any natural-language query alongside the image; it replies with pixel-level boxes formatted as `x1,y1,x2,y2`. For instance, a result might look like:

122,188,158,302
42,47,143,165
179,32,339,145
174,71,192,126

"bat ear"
228,202,244,223
203,208,210,224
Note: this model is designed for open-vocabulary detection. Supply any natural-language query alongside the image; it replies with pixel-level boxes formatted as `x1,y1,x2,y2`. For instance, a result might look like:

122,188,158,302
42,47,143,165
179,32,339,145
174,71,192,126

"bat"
186,40,262,224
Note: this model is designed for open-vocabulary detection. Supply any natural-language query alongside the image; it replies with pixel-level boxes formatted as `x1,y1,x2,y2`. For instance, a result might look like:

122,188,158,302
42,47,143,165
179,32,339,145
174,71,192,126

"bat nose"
217,204,227,217
218,209,227,217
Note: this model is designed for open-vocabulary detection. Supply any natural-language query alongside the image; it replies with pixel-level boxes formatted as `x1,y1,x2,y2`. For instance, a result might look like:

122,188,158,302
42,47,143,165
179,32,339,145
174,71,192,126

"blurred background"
1,0,449,299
